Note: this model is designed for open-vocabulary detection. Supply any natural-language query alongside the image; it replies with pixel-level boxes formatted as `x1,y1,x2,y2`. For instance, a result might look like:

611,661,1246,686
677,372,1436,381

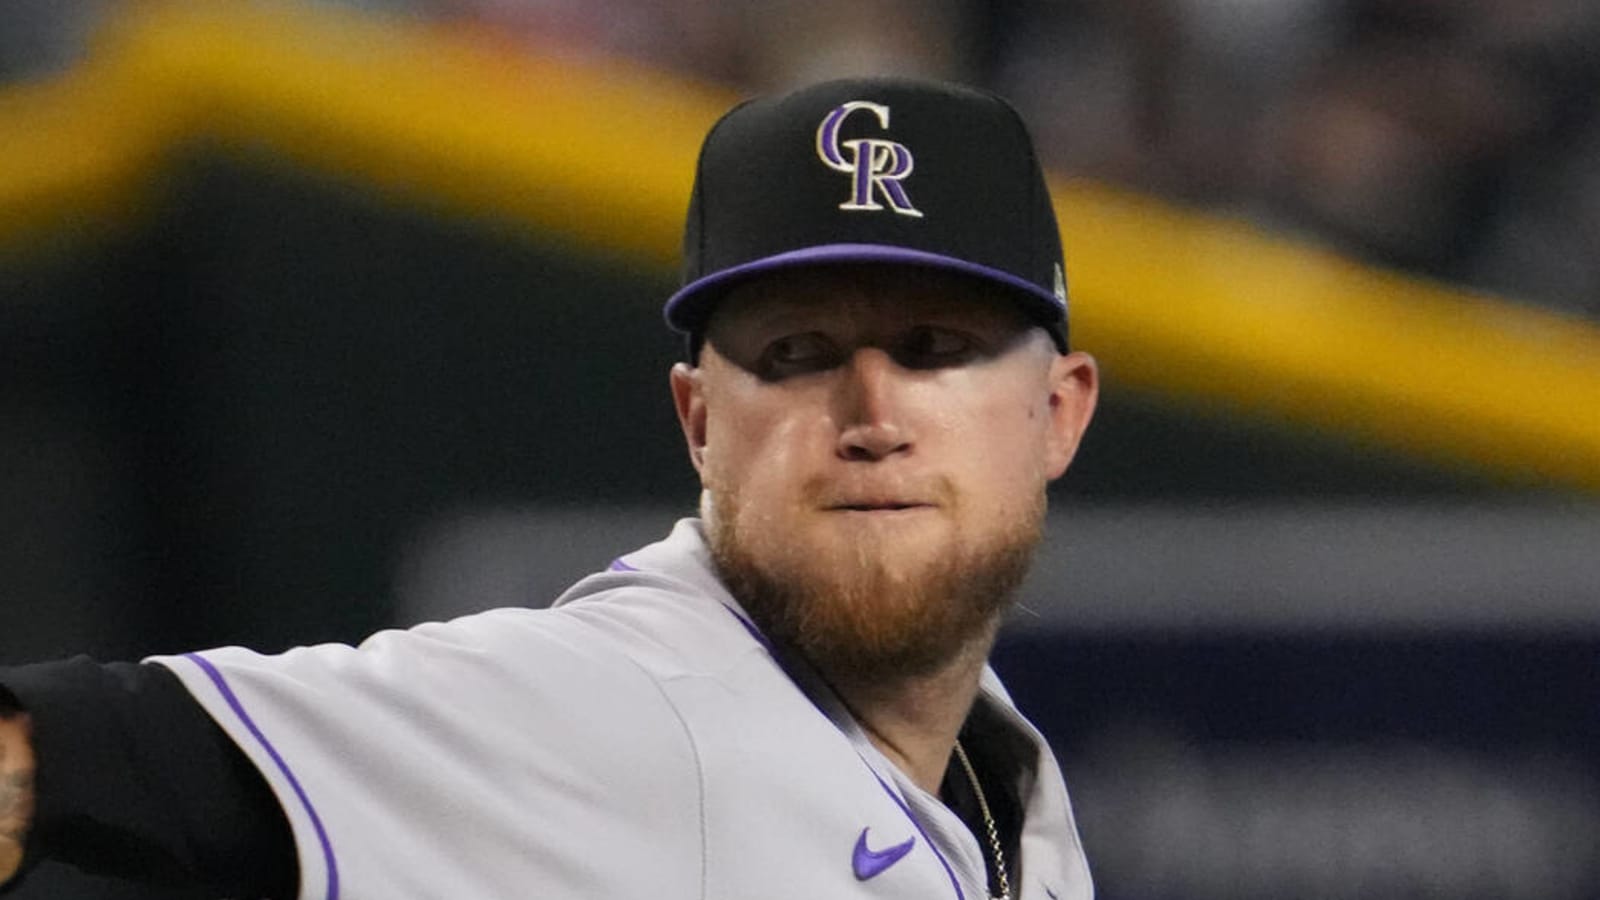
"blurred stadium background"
2,1,1598,897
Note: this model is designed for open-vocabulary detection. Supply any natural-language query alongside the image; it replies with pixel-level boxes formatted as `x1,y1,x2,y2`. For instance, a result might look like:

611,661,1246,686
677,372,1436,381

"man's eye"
894,326,978,368
758,333,838,376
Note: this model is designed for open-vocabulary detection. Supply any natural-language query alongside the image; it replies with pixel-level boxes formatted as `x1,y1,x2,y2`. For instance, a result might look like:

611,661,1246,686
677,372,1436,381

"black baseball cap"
664,76,1070,357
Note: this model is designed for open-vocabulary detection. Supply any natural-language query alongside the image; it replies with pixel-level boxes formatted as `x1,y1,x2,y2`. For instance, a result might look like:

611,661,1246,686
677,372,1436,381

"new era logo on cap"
665,77,1069,354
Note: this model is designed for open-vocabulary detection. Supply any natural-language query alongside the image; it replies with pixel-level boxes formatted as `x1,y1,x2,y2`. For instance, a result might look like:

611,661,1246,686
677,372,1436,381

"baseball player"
0,76,1099,899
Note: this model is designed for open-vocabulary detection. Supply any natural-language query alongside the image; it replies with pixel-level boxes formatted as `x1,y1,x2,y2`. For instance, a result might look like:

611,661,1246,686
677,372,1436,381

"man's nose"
835,347,914,462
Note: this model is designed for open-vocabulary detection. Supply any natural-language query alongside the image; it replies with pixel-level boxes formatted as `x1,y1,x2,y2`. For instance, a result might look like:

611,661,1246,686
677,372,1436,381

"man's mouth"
830,501,931,512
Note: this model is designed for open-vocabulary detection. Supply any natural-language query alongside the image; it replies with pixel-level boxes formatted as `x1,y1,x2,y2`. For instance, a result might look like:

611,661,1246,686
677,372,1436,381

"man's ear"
670,362,709,476
1043,351,1099,480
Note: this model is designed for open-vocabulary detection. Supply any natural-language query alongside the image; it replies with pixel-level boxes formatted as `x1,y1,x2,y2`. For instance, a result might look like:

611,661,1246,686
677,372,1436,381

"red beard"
706,483,1044,682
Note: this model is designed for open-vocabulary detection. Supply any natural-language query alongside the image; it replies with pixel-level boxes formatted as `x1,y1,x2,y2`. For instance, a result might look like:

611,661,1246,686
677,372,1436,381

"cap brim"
663,243,1067,338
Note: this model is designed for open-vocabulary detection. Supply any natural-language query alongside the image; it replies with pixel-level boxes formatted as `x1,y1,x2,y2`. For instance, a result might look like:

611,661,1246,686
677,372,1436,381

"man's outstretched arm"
0,660,296,897
0,699,32,885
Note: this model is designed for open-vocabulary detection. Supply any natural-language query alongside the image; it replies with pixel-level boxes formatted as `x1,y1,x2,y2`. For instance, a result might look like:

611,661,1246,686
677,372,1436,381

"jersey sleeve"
0,657,296,898
148,606,705,900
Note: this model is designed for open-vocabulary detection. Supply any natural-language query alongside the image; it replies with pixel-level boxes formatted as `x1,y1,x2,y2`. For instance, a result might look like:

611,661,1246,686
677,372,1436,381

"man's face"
670,265,1098,680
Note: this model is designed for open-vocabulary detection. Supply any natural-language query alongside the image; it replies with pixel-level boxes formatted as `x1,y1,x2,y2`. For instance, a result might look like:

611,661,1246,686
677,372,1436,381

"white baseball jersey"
151,518,1093,900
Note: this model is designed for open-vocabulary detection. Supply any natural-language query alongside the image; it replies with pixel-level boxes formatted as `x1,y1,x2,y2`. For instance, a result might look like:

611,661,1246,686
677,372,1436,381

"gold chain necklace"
953,740,1012,900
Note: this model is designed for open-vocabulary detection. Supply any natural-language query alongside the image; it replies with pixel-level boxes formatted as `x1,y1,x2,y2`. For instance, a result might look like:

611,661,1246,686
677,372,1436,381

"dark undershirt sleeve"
0,658,298,899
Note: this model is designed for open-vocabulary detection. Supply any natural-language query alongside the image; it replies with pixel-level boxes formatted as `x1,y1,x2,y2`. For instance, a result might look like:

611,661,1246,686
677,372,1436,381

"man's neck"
825,620,999,795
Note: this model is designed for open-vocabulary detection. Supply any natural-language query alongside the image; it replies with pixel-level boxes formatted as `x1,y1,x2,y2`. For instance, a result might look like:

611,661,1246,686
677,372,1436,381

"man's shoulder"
534,577,761,683
524,515,763,679
163,589,751,705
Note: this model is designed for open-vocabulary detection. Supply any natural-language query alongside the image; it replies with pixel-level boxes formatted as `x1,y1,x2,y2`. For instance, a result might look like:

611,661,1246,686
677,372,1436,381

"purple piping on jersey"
866,767,968,900
721,603,768,649
183,652,341,900
716,603,969,900
608,558,639,572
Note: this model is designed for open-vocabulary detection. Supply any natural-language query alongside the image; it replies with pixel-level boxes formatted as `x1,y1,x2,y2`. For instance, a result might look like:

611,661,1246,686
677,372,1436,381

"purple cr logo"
815,101,924,218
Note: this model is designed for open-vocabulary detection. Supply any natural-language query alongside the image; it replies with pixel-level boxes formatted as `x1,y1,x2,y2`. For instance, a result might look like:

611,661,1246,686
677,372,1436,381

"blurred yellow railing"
1059,181,1600,491
2,0,1597,491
